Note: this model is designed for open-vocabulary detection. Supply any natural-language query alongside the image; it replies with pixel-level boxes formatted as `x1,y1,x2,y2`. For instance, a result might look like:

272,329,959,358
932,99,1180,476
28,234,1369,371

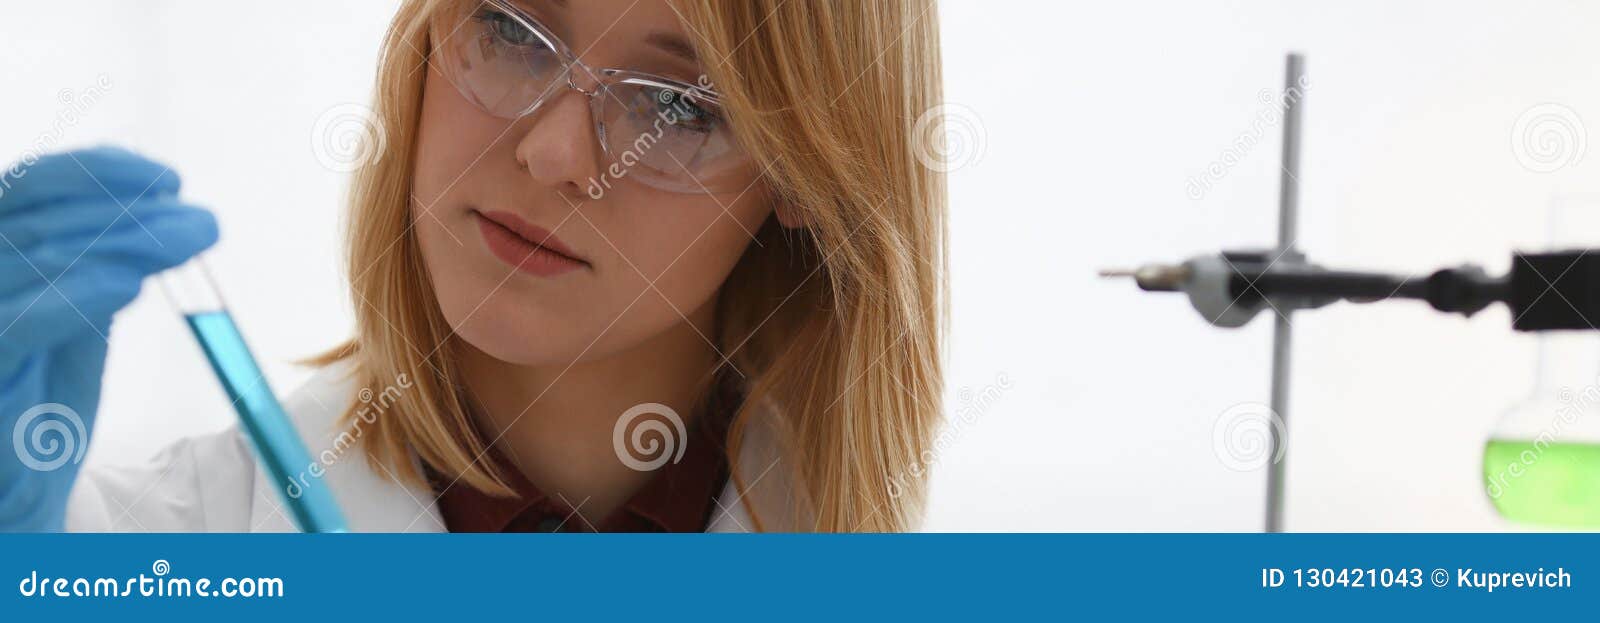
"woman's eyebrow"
644,31,699,64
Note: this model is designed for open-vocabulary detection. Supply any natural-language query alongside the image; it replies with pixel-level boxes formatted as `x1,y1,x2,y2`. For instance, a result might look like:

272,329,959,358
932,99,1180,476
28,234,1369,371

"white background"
3,1,1599,531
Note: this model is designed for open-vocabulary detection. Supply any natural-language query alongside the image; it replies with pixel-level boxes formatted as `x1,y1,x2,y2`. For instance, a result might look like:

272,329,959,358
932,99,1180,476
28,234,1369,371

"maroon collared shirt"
429,411,732,533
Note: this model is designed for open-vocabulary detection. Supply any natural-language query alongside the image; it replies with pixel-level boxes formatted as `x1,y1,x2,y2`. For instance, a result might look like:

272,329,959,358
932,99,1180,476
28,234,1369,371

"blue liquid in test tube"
161,259,348,533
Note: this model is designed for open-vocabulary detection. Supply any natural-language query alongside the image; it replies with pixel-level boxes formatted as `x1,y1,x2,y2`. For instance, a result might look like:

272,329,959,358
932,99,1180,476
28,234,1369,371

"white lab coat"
63,360,796,532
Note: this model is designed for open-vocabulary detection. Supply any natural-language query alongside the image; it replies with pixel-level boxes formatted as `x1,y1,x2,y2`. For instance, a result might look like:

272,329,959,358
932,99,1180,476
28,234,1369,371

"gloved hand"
0,147,217,532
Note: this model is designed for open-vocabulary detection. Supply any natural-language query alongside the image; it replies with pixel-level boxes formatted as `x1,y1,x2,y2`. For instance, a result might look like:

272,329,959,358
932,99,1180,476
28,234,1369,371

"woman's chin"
449,318,556,367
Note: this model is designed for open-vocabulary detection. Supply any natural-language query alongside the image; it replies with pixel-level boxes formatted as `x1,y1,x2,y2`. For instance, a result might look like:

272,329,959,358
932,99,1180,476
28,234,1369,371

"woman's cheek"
635,200,766,311
412,208,479,327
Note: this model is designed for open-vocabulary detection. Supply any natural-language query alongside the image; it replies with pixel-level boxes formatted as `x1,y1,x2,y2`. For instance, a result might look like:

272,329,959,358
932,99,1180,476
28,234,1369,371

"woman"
0,0,945,532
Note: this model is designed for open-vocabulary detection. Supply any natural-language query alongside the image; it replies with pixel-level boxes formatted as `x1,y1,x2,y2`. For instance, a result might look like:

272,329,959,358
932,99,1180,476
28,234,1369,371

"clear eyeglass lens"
442,5,565,118
596,81,746,193
436,4,754,193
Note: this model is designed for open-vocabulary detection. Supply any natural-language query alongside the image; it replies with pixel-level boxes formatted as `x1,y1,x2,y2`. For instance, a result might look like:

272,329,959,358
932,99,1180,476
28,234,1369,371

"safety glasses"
430,0,754,194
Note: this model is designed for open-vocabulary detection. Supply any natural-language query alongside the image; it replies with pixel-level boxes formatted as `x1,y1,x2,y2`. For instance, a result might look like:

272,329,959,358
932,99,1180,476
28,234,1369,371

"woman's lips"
472,209,589,277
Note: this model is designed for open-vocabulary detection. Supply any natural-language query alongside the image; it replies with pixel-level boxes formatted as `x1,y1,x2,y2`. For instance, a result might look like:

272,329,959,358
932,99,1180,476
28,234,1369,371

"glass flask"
1482,197,1600,528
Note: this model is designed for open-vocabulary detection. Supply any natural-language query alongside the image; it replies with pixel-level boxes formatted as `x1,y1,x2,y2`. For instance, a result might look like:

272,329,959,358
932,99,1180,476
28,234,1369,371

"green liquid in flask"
1483,439,1600,528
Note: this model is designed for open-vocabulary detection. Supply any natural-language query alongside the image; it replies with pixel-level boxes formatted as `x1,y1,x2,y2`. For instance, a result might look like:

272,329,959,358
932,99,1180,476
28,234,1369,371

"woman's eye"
478,10,544,49
652,88,722,134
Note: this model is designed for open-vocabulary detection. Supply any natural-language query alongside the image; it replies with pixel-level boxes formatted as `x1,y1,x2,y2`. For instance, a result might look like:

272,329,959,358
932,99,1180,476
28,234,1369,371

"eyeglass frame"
432,0,745,193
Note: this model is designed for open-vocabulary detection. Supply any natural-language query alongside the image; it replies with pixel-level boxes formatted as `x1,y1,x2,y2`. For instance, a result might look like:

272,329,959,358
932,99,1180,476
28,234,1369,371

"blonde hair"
322,0,946,532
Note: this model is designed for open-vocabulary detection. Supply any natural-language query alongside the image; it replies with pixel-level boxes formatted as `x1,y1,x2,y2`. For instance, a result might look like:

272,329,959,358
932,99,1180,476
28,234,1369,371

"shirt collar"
429,410,731,533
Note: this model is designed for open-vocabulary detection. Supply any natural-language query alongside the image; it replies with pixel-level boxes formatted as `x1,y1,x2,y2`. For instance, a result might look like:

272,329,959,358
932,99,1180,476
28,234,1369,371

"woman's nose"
514,89,603,197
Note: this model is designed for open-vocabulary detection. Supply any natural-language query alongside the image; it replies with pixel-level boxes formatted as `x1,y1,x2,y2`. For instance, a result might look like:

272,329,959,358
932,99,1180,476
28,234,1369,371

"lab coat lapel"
261,360,789,533
251,361,446,533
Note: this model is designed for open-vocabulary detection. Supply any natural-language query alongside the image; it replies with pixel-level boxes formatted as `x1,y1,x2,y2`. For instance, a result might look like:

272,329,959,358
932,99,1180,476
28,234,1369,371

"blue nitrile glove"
0,147,217,531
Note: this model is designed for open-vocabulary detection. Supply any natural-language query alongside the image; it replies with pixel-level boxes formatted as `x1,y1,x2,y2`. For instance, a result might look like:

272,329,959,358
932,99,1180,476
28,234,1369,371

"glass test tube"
160,258,349,533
